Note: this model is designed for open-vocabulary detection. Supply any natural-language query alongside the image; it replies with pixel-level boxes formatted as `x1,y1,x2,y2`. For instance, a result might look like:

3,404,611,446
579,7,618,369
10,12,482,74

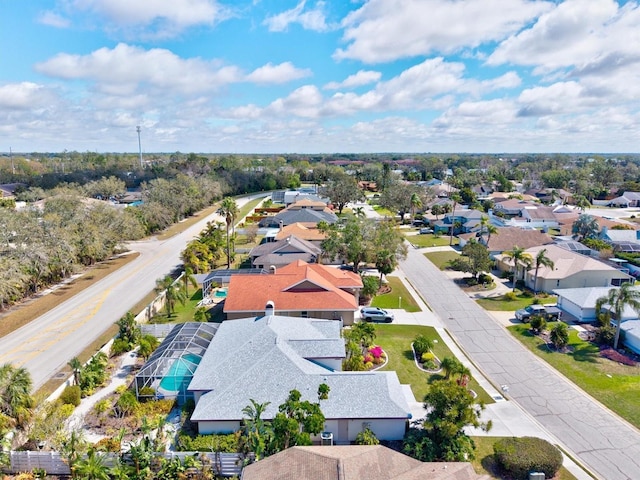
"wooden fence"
8,451,243,477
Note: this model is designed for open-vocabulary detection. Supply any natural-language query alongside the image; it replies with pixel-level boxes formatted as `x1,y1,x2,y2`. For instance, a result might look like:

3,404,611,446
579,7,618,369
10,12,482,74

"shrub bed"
600,347,637,366
177,433,239,452
493,436,562,480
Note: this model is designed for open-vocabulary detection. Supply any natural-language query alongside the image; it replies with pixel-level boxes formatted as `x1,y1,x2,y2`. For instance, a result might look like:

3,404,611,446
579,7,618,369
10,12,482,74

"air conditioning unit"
529,473,545,480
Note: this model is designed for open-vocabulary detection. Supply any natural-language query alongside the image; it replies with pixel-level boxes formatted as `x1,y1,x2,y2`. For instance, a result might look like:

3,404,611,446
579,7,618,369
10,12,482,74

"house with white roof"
188,311,411,443
608,191,640,208
495,244,633,293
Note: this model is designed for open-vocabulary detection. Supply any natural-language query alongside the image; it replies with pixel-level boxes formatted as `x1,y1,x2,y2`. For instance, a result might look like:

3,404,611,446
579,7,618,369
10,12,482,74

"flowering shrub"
364,361,374,370
600,348,637,366
373,356,384,365
363,354,374,363
368,346,384,359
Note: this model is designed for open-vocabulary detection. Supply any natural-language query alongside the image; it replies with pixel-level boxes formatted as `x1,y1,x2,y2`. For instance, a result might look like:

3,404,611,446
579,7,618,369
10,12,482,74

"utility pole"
136,126,143,169
9,147,15,175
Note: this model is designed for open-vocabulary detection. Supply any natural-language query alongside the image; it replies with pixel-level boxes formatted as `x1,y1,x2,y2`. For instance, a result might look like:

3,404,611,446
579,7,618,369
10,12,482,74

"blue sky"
1,0,640,154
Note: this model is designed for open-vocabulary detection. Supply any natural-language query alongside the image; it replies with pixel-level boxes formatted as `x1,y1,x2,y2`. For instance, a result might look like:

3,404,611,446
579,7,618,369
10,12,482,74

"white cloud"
334,0,553,63
35,43,242,95
263,0,329,32
37,11,71,28
71,0,229,37
266,85,324,118
323,70,381,90
0,83,53,110
488,0,640,75
245,62,312,84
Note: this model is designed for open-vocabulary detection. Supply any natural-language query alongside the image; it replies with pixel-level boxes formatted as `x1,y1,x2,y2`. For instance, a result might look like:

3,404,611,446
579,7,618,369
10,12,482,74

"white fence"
8,451,243,477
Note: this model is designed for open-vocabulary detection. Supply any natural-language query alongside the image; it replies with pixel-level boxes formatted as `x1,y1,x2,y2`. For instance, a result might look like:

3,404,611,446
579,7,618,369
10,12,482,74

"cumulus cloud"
263,0,330,32
334,0,552,63
37,11,71,28
245,62,312,84
0,83,54,110
71,0,229,37
35,43,242,95
323,70,381,90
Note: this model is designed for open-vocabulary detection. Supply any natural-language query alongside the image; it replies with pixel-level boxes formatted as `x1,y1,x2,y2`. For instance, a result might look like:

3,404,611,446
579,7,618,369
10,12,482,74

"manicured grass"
509,324,640,429
0,253,140,340
470,437,578,479
406,233,458,247
423,250,460,269
150,286,206,324
374,324,493,404
371,276,421,312
476,294,559,312
372,205,395,217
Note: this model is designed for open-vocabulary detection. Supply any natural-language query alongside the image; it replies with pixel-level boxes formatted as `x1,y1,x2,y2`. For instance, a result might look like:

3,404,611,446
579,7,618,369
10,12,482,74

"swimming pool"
159,353,201,392
214,288,228,298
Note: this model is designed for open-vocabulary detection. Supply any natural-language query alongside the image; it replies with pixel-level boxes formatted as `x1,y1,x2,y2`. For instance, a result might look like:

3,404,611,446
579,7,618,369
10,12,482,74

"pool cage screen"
134,322,218,404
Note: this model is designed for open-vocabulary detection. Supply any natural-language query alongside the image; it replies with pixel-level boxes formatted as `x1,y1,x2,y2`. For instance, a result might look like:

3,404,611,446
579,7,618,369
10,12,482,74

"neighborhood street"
0,194,266,390
400,245,640,480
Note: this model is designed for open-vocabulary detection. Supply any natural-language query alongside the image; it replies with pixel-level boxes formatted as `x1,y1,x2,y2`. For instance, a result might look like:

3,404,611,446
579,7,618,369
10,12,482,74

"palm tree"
218,197,238,269
155,275,187,318
448,194,462,246
0,363,33,428
68,357,82,386
502,246,533,292
182,265,198,296
72,448,110,480
550,322,569,350
410,193,423,220
532,249,555,295
353,206,365,219
440,356,461,380
595,283,640,350
240,399,272,460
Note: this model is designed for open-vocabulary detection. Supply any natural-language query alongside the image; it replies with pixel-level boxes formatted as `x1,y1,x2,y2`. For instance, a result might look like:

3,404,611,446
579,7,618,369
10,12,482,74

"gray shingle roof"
189,315,410,423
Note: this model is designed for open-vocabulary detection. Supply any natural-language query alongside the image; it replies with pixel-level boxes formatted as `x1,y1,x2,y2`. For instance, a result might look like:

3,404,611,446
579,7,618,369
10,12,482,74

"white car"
360,307,394,323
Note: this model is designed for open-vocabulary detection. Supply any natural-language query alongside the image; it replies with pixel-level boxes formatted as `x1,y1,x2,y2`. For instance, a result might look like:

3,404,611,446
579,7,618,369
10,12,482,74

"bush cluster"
600,348,637,366
59,385,82,407
177,433,239,452
493,437,563,480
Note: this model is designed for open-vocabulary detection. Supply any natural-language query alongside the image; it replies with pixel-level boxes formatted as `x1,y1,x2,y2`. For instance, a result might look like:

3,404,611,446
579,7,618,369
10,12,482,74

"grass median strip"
508,324,640,429
371,276,421,312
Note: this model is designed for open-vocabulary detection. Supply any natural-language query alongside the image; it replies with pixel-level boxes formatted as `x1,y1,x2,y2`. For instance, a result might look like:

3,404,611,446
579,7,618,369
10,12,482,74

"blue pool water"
214,288,228,298
159,353,201,392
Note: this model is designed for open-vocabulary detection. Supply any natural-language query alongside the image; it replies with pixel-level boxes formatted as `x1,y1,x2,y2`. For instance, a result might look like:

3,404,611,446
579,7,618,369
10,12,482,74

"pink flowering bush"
363,354,374,364
368,346,384,359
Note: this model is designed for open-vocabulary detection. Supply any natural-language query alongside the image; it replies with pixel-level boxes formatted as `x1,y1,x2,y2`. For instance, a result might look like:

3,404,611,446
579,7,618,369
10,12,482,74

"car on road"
360,307,394,323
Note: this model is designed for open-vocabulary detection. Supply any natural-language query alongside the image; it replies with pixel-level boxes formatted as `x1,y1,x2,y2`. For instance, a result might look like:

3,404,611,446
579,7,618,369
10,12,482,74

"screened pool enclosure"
134,322,218,404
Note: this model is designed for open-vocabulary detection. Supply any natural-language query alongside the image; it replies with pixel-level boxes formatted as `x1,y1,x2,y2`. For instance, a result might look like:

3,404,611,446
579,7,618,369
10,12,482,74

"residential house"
488,192,539,203
554,286,640,353
432,209,484,235
458,226,554,257
274,222,327,243
283,191,326,206
223,260,363,324
495,244,633,293
607,191,640,208
555,213,640,238
201,268,268,298
188,314,411,443
491,199,539,217
259,198,338,228
249,235,321,269
241,445,483,480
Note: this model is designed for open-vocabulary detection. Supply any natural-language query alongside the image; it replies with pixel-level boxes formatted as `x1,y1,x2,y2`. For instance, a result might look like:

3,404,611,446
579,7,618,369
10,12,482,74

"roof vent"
265,300,275,317
269,265,276,274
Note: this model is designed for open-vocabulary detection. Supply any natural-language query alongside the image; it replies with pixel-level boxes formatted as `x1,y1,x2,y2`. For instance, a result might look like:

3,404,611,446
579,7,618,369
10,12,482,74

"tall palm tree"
353,206,365,219
532,249,555,295
502,246,533,292
155,275,187,318
218,197,238,269
595,283,640,350
448,194,462,246
410,192,423,220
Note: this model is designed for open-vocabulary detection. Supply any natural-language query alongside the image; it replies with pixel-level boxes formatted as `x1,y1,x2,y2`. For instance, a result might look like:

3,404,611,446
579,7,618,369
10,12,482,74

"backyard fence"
7,451,243,477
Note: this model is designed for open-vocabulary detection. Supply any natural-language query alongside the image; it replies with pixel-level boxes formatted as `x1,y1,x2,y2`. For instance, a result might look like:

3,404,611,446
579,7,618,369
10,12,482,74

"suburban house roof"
555,213,640,236
459,227,554,252
249,235,321,269
286,198,330,210
554,286,640,318
489,192,539,202
498,244,626,280
521,205,558,222
189,315,410,424
492,199,539,214
608,191,640,206
240,445,482,480
275,222,327,241
260,208,338,228
223,260,362,314
602,229,639,243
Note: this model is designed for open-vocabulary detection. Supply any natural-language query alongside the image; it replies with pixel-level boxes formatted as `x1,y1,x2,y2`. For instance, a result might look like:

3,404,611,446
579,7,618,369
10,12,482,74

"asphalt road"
0,194,266,390
400,246,640,480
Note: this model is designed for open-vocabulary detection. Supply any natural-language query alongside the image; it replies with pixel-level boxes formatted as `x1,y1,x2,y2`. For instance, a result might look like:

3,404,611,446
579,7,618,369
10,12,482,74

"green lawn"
372,205,395,217
374,324,493,404
371,276,421,312
470,437,578,479
509,324,640,429
407,233,458,247
476,294,557,311
151,286,207,324
423,250,460,269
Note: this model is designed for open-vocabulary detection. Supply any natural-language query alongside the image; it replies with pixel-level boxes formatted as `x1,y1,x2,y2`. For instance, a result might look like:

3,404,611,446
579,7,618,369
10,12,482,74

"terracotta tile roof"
224,260,362,313
460,227,554,252
287,198,330,209
241,446,482,480
555,213,640,236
